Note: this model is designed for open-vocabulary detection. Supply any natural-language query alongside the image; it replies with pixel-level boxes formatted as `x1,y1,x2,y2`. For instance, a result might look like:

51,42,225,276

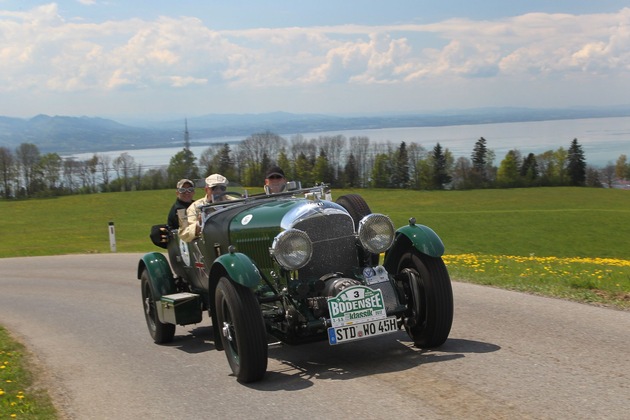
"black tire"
215,277,268,383
397,250,453,348
336,194,372,229
141,269,175,344
336,194,380,265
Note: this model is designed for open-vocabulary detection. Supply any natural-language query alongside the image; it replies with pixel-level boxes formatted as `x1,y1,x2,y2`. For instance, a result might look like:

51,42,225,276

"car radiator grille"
294,213,359,280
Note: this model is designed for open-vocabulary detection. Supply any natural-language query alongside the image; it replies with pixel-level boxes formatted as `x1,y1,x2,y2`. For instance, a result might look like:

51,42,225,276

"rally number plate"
327,316,398,345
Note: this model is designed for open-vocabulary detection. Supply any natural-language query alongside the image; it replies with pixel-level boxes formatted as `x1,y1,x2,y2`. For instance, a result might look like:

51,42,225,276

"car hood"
230,197,347,235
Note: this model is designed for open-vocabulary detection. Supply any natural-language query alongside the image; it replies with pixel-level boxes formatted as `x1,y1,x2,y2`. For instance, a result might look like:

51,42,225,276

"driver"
264,165,287,194
178,173,231,242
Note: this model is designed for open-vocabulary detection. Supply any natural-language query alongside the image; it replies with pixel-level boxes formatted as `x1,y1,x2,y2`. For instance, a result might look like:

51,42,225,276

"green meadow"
1,186,629,308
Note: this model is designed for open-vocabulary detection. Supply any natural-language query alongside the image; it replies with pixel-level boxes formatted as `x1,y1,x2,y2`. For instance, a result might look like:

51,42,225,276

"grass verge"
444,254,630,310
0,326,58,419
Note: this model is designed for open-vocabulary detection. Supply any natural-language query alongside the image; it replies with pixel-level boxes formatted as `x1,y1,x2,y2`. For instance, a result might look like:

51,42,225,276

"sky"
1,1,629,120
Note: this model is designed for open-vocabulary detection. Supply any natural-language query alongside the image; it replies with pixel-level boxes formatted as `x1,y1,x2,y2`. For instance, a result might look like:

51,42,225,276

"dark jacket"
167,198,192,229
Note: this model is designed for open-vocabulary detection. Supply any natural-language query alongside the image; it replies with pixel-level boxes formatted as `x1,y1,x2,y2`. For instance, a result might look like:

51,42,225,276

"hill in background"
1,105,630,154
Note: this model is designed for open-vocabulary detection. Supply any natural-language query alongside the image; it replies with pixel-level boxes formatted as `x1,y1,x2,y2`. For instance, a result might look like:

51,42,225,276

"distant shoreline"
3,106,630,155
68,115,630,168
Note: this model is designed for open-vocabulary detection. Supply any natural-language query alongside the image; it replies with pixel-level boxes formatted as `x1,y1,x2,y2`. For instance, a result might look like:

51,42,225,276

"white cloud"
0,4,629,115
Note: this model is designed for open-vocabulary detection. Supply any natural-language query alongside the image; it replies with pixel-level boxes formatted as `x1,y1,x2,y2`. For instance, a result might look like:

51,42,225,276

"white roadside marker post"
108,221,117,252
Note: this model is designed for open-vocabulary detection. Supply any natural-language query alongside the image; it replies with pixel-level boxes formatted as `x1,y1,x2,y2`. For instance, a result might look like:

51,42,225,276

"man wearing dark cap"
167,178,195,229
265,165,287,194
150,178,196,248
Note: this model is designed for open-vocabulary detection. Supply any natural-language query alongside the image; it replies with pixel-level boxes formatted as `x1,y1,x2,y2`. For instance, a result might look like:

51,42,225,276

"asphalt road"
0,254,628,419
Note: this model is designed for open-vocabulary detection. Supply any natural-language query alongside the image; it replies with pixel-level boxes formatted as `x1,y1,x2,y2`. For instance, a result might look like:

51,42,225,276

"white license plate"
328,316,398,345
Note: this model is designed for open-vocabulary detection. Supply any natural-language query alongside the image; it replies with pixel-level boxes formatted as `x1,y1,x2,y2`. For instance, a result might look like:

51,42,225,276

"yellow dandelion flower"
0,390,4,395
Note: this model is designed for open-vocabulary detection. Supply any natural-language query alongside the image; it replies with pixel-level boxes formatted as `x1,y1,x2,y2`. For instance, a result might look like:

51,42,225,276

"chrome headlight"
270,229,313,270
357,214,395,254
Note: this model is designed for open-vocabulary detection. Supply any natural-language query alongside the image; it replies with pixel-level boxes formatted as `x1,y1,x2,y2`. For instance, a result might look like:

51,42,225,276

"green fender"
396,223,445,257
212,252,261,288
137,252,176,299
385,222,445,268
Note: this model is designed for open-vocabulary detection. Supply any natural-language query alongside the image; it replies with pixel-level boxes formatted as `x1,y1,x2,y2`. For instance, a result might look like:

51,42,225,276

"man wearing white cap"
178,173,230,242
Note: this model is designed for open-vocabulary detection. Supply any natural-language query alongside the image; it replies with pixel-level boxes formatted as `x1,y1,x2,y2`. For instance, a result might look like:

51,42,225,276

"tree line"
1,131,629,199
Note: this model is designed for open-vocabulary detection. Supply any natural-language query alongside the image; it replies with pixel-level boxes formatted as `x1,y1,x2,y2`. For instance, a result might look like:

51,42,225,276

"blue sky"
1,1,629,119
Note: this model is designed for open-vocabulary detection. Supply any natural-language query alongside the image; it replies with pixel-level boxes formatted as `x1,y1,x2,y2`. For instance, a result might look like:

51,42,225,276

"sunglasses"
211,186,227,191
267,175,284,180
177,187,195,193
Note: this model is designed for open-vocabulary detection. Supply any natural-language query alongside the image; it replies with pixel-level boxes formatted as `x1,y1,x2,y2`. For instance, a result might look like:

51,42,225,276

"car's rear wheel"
336,194,372,228
397,250,453,348
141,269,175,344
336,194,380,265
215,277,268,383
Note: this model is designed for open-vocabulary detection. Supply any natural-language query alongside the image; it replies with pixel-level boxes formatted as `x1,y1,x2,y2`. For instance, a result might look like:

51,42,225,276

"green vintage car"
138,182,453,383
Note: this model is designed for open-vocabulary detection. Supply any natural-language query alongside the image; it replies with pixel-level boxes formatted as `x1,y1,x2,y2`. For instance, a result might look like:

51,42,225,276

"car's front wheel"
215,277,268,383
141,269,175,344
397,250,453,348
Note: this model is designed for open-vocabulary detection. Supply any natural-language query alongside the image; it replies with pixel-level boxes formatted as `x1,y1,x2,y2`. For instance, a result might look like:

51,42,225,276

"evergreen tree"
391,142,410,188
277,150,292,180
312,150,332,184
217,144,234,177
471,137,487,171
470,137,489,187
520,153,539,186
344,153,359,187
567,138,586,186
431,143,451,189
294,152,312,186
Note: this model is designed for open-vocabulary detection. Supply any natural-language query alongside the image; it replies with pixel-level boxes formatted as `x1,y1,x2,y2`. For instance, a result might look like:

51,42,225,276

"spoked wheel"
397,250,453,348
141,269,175,344
215,277,268,383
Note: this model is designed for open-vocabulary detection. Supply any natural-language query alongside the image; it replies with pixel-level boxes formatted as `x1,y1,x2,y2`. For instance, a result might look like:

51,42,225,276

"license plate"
328,316,398,345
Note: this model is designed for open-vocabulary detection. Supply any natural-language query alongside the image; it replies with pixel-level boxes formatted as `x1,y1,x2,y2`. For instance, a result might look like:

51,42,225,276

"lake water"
70,116,630,169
